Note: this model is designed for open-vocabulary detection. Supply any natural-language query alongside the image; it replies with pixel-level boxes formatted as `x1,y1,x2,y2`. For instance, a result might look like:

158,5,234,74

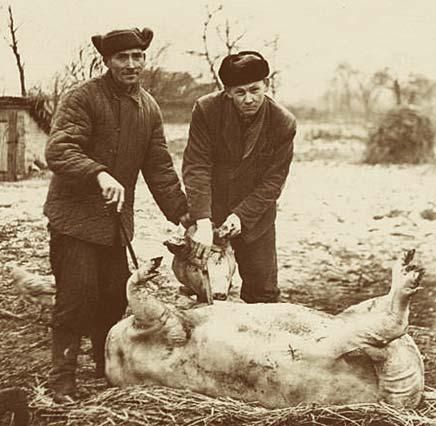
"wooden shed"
0,96,51,181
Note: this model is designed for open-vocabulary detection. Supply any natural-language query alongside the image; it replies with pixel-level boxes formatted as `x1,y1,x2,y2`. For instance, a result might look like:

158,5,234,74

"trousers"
231,225,279,303
49,227,129,350
47,227,130,393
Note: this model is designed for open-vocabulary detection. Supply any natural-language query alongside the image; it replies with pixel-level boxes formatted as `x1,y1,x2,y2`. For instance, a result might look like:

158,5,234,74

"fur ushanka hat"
218,51,270,87
91,28,153,57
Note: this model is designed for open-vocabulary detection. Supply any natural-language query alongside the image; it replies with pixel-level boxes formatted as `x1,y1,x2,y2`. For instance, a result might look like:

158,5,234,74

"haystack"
364,106,435,164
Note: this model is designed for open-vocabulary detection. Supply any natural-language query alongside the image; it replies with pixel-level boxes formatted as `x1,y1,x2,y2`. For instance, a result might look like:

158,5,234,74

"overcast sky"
1,0,436,103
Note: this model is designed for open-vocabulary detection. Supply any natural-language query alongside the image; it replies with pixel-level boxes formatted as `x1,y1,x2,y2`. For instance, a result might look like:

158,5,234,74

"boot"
0,387,30,426
91,328,109,379
48,327,81,403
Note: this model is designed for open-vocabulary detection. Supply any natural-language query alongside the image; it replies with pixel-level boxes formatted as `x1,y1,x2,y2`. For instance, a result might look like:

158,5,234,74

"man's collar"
238,112,256,124
237,100,266,126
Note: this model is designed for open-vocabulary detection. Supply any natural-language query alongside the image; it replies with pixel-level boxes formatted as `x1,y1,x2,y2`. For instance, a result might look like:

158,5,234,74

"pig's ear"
402,249,415,266
151,256,163,270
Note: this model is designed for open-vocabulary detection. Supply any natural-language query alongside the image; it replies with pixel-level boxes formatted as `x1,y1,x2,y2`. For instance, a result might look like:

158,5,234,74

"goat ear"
91,35,103,54
141,28,154,49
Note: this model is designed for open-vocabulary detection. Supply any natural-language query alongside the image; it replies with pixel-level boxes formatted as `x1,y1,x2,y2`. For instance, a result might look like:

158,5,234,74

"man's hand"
96,171,125,213
191,218,213,246
218,213,241,239
185,218,213,267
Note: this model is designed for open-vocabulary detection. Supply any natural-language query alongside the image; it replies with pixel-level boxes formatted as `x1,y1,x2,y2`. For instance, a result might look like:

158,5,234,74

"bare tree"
402,73,436,106
40,43,105,113
186,4,226,89
322,62,436,121
216,16,246,56
353,68,391,119
141,42,171,96
62,43,104,89
7,5,26,96
393,79,401,105
264,34,280,98
188,4,281,96
326,63,394,119
329,63,354,118
357,70,436,111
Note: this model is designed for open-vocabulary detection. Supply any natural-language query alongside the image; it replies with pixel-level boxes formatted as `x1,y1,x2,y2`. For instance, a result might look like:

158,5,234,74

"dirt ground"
0,122,435,424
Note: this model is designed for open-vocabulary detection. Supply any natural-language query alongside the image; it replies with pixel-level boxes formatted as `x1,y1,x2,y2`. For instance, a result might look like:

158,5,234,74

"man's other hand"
218,213,241,239
97,171,125,213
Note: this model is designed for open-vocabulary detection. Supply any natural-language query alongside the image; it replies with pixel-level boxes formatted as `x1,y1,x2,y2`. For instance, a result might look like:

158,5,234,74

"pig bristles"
33,384,436,425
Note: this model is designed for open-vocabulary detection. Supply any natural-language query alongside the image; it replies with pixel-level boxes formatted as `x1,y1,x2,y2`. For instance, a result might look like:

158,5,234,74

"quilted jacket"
44,71,187,246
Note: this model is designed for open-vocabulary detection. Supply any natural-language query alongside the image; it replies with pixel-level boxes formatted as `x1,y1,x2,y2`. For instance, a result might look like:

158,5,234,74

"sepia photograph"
0,0,435,424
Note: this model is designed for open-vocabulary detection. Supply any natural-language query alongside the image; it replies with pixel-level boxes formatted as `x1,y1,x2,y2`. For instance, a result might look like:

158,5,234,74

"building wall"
0,118,7,172
0,106,48,180
0,109,18,180
22,110,47,173
16,110,26,175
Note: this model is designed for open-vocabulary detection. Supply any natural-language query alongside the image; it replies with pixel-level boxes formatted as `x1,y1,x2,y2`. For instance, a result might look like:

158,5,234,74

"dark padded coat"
183,91,296,243
44,72,187,246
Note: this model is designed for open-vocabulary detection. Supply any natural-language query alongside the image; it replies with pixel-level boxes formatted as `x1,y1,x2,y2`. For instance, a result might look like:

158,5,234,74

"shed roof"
0,96,52,134
0,96,32,109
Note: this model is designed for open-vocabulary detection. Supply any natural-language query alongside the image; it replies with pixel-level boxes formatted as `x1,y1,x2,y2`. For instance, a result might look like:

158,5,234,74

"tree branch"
7,5,26,96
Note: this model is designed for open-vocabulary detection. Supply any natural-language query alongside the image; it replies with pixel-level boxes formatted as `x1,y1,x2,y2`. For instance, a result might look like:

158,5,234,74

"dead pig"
105,250,425,409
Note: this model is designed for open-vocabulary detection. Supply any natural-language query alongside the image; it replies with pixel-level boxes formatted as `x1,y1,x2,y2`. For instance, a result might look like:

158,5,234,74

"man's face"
226,79,269,117
105,48,145,87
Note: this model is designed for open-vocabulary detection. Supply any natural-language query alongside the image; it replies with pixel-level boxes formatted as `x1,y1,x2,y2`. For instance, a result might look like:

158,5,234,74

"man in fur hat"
183,51,296,304
44,27,189,402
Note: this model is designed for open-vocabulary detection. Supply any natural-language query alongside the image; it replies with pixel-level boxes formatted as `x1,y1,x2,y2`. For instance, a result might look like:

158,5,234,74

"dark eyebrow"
114,51,143,59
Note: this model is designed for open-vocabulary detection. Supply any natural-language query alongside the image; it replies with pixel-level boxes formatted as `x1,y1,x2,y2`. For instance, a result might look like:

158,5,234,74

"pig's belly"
105,302,378,408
